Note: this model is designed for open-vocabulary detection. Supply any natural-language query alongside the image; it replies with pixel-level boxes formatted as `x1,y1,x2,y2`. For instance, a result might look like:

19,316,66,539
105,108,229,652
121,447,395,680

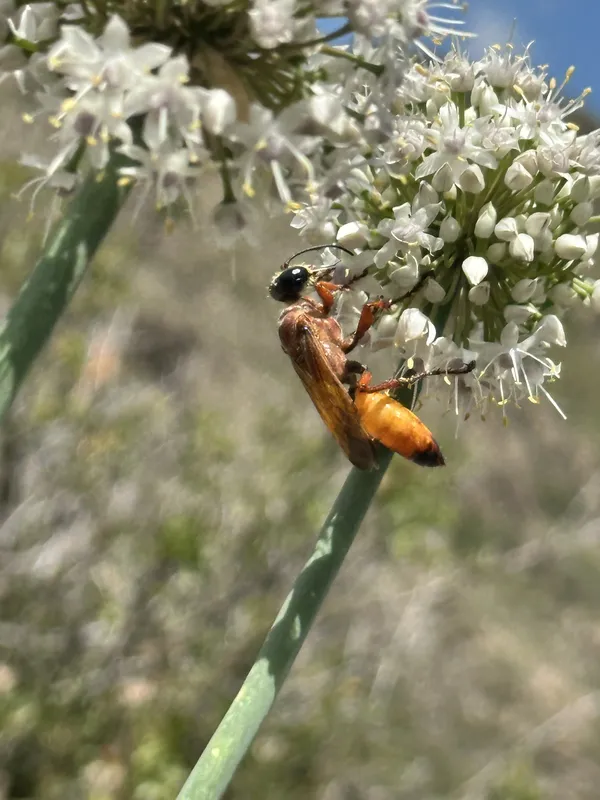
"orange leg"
311,280,347,314
342,298,392,353
358,361,476,393
342,269,437,354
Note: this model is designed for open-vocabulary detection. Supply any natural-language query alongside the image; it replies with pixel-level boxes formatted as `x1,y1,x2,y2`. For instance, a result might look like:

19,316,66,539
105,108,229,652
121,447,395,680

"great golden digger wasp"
269,245,475,469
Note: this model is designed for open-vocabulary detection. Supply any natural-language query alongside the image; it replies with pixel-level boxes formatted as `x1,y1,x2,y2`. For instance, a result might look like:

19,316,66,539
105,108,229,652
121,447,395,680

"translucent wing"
282,314,376,470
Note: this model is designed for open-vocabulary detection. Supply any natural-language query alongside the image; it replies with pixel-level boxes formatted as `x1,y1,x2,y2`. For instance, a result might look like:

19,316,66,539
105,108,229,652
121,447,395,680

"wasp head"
269,266,313,303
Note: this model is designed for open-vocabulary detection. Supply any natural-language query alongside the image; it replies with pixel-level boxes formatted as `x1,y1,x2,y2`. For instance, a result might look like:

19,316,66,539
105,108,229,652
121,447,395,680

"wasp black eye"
269,266,311,302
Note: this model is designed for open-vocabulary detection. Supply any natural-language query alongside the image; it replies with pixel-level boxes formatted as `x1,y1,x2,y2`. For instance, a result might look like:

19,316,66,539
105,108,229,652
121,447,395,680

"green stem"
279,21,353,49
320,45,384,76
175,449,393,800
0,152,130,422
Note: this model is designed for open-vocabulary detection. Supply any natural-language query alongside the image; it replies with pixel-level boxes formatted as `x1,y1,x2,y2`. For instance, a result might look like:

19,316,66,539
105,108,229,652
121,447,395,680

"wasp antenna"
283,243,355,268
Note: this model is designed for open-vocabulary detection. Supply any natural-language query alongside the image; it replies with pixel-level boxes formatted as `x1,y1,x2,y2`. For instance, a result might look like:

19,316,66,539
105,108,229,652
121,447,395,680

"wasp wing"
281,314,376,470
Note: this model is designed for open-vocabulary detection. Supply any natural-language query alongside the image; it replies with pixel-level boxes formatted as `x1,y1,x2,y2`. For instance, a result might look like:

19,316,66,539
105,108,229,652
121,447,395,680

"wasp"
269,244,475,470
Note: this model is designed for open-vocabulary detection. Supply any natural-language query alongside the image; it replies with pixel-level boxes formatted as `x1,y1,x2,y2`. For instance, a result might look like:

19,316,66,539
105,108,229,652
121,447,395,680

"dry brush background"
1,84,600,800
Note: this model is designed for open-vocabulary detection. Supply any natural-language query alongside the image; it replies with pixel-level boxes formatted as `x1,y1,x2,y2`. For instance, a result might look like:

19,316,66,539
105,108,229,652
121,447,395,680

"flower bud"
555,175,574,202
570,201,593,227
589,175,600,199
534,315,566,346
487,242,506,263
504,162,534,191
440,215,461,242
474,84,499,115
462,255,488,286
425,98,439,119
534,228,553,253
585,233,599,260
511,278,537,303
549,283,577,307
389,263,419,290
537,146,570,177
525,212,550,238
548,206,563,229
504,305,534,324
494,217,519,241
500,321,519,347
515,214,527,231
474,203,497,238
444,185,457,202
515,150,538,176
395,308,436,345
534,179,556,206
432,163,454,192
459,164,485,193
531,281,547,304
468,281,490,305
201,88,236,135
571,175,591,203
336,221,369,249
509,233,535,262
424,278,446,303
555,233,588,260
415,181,438,208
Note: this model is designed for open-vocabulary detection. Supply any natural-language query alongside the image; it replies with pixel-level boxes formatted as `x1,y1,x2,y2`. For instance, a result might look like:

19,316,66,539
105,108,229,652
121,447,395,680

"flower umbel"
3,0,468,223
291,45,600,421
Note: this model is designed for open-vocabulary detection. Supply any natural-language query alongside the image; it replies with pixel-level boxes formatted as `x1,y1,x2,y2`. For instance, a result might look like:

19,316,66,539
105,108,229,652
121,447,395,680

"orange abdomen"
354,391,445,467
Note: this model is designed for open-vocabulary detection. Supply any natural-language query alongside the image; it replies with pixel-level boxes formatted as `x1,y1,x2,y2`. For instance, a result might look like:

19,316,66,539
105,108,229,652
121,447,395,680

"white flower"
462,256,488,286
230,103,316,205
336,221,369,250
374,199,442,267
570,201,593,227
524,212,550,238
424,277,445,303
509,233,534,262
511,278,537,303
554,233,587,260
415,101,497,186
48,15,171,94
248,0,296,49
504,161,534,191
487,242,506,263
458,164,485,193
494,217,519,241
474,203,496,238
123,56,203,151
395,307,436,348
199,88,236,136
439,215,460,242
469,281,490,305
118,143,199,212
290,198,340,240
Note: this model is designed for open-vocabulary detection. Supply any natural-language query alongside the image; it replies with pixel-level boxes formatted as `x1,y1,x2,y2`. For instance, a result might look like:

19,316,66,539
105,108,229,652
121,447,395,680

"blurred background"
2,17,600,800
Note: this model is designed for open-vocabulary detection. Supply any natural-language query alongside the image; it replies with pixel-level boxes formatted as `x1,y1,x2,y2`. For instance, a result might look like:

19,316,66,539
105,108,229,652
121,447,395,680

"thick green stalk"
176,449,393,800
0,155,130,421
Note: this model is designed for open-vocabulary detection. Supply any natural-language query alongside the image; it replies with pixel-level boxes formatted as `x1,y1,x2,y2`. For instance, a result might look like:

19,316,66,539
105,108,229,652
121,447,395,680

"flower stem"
175,449,393,800
0,153,130,422
320,45,384,76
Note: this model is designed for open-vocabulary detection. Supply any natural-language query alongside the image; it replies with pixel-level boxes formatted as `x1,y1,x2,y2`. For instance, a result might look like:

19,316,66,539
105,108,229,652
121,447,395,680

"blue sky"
320,1,600,117
464,0,600,115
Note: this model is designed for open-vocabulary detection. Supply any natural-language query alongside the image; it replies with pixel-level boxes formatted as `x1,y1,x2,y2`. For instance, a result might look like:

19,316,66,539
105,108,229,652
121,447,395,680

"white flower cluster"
291,46,600,420
0,0,466,223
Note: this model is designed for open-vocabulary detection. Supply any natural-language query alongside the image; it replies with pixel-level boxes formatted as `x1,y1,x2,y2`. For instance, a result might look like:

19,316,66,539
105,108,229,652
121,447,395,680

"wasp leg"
342,298,392,354
358,361,476,393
